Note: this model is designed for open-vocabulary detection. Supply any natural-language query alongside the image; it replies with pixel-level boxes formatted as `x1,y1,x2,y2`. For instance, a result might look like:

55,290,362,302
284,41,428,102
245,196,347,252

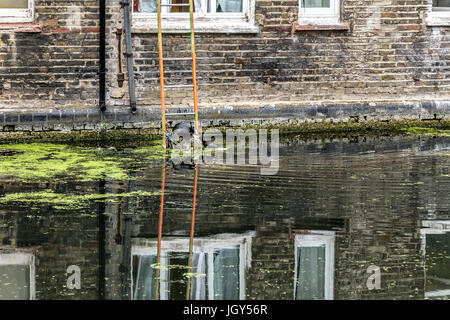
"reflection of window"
294,231,335,300
132,0,257,33
131,232,254,300
0,253,35,300
0,0,34,23
421,221,450,300
298,0,340,25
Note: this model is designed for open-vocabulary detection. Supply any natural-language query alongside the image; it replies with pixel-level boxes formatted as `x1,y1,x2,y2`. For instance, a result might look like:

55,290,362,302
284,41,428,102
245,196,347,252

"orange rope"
186,164,199,300
155,155,166,300
188,0,199,134
157,0,167,148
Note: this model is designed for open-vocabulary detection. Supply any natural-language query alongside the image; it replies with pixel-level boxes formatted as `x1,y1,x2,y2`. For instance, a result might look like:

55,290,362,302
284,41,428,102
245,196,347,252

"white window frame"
0,253,36,300
294,230,335,300
131,0,258,33
298,0,340,25
420,220,450,299
0,0,34,23
427,0,450,26
131,231,255,300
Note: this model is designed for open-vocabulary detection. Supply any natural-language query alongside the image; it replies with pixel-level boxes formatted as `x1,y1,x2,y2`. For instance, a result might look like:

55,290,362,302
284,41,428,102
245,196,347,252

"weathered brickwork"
0,1,100,112
105,0,450,110
0,136,448,299
0,1,448,126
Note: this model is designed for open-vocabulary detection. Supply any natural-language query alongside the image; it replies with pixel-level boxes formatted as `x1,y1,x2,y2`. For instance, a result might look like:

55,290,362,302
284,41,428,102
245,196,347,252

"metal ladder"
157,0,200,149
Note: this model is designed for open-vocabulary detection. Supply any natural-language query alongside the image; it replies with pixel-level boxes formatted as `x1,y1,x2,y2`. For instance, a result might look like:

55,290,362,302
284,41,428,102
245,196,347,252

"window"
294,231,335,300
131,232,254,300
0,0,34,23
427,0,450,26
298,0,340,25
420,220,450,300
132,0,258,33
433,0,450,11
0,253,35,300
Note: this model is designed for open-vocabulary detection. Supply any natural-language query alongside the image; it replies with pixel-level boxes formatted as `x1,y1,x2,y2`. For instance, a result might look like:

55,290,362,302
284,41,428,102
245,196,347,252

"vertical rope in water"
155,154,166,300
186,164,199,300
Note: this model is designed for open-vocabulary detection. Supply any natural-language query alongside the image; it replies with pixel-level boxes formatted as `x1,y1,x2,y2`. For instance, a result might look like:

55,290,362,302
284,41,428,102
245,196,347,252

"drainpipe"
122,0,137,114
99,0,106,111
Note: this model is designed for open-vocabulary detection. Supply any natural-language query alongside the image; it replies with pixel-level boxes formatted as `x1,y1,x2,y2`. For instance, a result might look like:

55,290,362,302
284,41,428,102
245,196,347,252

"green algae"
0,189,160,210
402,127,450,137
0,142,166,183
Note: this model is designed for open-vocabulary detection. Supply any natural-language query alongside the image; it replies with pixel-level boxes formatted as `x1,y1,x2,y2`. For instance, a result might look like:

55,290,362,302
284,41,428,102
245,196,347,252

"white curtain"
213,247,240,300
216,0,243,12
304,0,330,8
295,246,325,300
133,255,157,300
189,251,207,299
139,0,157,13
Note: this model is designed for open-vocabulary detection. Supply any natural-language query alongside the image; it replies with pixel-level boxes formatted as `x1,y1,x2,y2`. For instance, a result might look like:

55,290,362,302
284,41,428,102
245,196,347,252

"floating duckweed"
0,190,160,210
0,142,165,183
402,127,450,137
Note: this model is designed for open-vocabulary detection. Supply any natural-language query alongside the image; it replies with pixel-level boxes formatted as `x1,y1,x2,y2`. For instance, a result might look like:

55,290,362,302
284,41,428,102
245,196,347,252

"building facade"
0,0,449,132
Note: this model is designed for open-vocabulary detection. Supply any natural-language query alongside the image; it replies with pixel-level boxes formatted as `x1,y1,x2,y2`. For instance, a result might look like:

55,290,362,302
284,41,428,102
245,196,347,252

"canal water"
0,133,449,300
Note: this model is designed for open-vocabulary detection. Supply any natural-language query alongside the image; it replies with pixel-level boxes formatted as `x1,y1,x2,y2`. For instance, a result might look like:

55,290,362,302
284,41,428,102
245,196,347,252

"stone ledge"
293,22,350,31
0,23,42,33
0,101,448,134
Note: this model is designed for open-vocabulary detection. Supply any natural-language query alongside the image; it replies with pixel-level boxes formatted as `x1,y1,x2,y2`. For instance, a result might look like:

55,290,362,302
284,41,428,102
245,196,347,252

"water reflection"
0,253,35,300
421,220,450,299
0,135,449,300
294,231,335,300
132,232,255,300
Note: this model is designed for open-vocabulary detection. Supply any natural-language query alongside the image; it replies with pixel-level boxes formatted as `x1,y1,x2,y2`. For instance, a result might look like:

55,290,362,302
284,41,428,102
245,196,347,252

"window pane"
433,0,450,7
189,252,208,300
167,252,189,300
138,0,157,13
213,247,240,300
0,265,30,300
295,246,325,300
132,255,158,300
433,0,450,10
425,232,450,299
0,0,28,9
304,0,330,8
216,0,243,13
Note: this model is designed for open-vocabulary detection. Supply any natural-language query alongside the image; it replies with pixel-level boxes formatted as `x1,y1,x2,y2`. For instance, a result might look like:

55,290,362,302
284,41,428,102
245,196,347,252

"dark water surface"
0,134,449,300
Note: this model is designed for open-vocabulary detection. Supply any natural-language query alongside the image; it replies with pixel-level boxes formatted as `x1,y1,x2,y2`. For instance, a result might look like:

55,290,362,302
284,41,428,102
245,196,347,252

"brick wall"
0,1,448,115
0,1,100,112
105,0,450,110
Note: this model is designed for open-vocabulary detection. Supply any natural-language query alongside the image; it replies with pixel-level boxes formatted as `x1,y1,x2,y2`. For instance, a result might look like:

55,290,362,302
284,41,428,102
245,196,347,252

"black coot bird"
166,122,217,149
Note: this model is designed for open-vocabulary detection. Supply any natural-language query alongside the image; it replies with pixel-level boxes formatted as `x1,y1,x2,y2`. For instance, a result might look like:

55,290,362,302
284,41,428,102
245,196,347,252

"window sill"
426,13,450,27
131,21,259,34
294,21,349,31
0,23,41,33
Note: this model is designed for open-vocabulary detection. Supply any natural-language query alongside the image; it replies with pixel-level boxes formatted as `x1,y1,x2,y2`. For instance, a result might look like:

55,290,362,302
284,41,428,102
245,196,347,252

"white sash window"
298,0,340,25
427,0,450,26
132,0,258,33
0,0,34,23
